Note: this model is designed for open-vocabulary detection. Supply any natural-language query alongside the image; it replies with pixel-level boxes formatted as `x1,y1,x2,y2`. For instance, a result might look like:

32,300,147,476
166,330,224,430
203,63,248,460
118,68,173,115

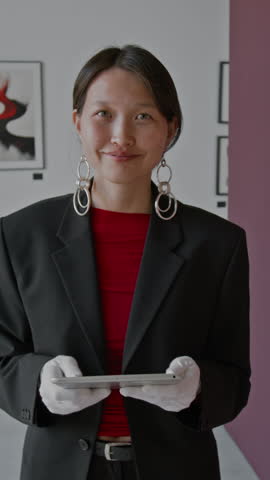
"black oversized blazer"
0,179,251,480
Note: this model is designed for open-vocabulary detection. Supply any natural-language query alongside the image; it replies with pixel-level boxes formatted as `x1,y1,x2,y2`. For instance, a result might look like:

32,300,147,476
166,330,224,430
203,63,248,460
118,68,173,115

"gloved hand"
39,355,111,415
120,356,201,412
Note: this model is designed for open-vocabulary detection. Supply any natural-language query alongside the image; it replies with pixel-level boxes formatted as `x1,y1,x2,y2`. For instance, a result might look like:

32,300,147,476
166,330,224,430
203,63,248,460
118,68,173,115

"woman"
0,44,251,480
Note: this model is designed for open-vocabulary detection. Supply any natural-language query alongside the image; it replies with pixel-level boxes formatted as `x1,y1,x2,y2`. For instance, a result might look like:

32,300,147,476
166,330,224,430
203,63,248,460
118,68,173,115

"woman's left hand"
120,356,201,412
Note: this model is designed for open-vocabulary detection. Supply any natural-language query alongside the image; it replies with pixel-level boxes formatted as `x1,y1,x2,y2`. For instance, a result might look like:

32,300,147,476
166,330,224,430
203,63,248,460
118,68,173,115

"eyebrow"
91,100,156,108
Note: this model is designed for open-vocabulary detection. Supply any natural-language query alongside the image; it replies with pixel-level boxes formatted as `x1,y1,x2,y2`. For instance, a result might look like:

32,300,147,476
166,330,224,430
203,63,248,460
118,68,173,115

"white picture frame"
0,61,44,170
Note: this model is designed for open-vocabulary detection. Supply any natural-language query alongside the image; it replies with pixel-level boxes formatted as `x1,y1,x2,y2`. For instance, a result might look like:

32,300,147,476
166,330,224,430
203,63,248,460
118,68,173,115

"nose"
110,118,135,147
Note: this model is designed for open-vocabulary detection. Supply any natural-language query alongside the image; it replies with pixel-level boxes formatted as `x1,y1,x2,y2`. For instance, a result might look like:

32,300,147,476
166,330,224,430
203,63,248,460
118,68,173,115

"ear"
72,109,82,137
166,116,179,148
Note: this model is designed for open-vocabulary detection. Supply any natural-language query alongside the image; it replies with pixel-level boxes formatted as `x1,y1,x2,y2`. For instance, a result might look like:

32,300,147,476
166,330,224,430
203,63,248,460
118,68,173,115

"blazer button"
78,438,90,451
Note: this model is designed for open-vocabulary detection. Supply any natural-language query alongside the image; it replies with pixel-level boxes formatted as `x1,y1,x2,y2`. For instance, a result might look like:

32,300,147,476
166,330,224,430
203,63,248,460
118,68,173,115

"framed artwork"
0,61,44,170
218,61,229,124
216,136,228,196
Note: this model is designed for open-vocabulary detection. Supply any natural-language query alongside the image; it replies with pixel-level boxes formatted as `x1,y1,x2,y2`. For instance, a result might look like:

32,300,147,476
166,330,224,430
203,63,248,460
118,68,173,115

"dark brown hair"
73,44,183,152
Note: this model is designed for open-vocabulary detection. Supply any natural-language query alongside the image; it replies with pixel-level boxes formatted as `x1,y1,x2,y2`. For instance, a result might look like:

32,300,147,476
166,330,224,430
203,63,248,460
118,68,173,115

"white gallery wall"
0,0,229,217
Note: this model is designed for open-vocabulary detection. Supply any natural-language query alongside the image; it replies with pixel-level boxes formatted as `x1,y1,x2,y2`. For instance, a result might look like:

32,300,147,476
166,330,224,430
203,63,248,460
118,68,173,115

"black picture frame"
216,136,228,196
218,61,229,124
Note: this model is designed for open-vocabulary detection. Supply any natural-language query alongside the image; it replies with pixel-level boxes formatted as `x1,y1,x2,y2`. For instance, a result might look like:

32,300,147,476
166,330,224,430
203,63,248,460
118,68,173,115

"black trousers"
87,453,139,480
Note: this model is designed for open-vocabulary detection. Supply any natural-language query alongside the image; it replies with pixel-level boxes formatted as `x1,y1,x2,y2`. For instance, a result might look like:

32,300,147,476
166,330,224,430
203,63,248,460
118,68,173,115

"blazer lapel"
51,178,186,374
122,181,185,372
51,179,106,373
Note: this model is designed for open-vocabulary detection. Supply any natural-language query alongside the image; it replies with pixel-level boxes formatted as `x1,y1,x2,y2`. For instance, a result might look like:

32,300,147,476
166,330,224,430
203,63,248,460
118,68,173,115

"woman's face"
72,67,178,186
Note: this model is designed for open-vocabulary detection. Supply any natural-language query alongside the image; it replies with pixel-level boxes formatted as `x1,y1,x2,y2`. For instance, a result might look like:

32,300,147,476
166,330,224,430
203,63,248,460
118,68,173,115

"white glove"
120,356,201,412
39,355,111,415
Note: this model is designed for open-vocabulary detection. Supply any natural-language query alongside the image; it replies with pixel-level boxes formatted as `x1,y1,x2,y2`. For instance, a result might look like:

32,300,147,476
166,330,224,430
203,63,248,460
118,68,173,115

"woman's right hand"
39,355,111,415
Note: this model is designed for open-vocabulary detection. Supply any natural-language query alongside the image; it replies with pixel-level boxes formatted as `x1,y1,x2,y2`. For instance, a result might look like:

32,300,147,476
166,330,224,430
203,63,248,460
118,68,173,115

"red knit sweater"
90,206,150,437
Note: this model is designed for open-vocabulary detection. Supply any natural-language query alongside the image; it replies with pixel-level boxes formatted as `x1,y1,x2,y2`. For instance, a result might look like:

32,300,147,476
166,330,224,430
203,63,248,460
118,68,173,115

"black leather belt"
94,440,134,461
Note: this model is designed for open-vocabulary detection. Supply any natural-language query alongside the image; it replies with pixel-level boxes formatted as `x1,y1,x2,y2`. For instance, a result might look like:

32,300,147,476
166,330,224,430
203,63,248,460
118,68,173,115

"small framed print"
216,136,228,196
218,61,229,124
0,61,44,170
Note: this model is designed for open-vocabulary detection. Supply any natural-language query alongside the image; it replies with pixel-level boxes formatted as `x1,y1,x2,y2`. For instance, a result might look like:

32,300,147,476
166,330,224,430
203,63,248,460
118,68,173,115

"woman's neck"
90,178,152,214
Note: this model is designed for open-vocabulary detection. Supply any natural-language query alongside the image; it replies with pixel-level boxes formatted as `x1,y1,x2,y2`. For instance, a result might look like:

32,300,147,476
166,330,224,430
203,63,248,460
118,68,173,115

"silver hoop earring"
73,154,91,216
155,157,178,220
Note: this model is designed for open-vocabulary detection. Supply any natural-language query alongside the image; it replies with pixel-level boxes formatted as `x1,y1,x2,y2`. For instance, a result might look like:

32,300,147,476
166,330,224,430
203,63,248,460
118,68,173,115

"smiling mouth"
104,153,140,160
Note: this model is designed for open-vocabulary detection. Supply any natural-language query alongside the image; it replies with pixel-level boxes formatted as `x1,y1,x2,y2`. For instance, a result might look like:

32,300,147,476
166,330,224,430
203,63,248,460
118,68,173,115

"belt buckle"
104,442,131,461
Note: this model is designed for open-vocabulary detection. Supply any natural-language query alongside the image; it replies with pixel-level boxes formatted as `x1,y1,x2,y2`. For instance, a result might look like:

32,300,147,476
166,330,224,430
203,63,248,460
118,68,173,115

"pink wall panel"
227,1,270,479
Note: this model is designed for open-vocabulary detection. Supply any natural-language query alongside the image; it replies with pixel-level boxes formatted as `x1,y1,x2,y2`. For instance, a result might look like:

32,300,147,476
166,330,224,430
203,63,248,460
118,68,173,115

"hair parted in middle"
72,44,183,153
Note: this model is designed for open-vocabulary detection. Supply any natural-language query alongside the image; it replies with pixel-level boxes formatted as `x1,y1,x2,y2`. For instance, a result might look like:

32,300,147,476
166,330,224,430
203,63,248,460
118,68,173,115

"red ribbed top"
90,206,150,437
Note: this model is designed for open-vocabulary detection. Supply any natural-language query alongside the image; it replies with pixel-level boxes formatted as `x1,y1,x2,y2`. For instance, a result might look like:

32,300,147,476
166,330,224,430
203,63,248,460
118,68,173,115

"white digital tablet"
50,373,184,389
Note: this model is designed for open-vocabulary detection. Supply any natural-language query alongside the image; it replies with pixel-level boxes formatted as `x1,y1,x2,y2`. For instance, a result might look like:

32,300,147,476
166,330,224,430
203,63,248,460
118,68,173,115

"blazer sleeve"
0,217,54,427
177,228,251,431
